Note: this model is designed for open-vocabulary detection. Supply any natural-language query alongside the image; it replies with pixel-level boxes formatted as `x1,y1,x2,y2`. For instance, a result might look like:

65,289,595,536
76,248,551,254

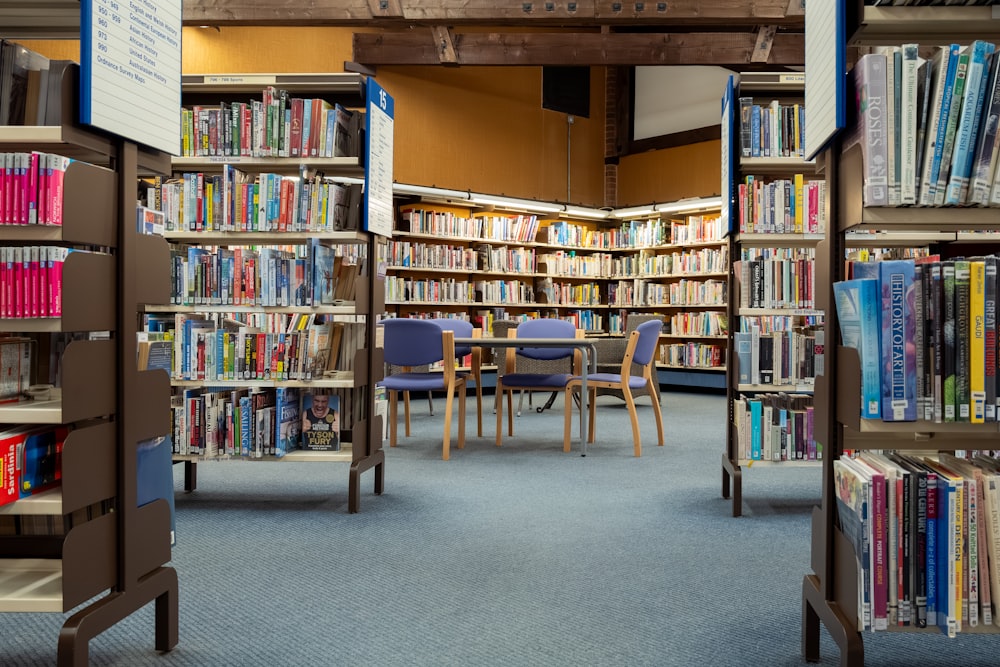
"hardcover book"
301,391,340,451
880,260,917,422
848,53,889,206
833,279,882,419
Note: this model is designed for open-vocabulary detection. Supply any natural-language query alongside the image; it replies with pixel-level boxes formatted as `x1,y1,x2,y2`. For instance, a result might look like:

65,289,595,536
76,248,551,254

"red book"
289,98,304,158
0,429,27,507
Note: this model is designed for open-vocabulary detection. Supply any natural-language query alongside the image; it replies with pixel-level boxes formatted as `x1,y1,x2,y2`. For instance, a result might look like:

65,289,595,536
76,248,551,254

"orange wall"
20,27,711,208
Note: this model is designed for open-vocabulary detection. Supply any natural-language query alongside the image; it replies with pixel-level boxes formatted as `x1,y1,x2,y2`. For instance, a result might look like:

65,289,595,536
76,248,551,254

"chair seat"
381,373,453,391
579,373,648,389
501,372,572,388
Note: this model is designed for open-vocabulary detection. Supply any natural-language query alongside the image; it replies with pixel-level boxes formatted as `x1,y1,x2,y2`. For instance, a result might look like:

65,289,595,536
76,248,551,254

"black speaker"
542,66,590,118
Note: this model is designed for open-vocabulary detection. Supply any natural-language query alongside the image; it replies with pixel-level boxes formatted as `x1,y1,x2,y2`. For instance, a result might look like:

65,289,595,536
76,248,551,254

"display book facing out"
0,50,178,662
144,72,385,513
387,197,727,385
722,71,827,518
802,7,1000,666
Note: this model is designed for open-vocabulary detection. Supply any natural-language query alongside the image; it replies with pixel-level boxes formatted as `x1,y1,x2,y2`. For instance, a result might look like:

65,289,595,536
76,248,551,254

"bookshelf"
154,73,385,513
802,4,1000,664
0,58,178,664
387,198,727,388
722,72,826,517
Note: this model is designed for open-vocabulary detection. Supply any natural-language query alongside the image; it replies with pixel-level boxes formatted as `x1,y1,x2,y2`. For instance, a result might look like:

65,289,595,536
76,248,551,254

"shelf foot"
184,460,197,492
721,453,742,517
58,565,179,666
801,573,864,667
348,449,385,513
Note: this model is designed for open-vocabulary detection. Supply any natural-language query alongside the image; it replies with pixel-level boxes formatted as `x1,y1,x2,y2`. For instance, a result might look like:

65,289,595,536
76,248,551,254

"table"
454,336,598,456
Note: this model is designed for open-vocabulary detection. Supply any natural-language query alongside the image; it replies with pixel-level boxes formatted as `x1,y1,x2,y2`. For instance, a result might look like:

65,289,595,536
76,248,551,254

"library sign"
80,0,182,155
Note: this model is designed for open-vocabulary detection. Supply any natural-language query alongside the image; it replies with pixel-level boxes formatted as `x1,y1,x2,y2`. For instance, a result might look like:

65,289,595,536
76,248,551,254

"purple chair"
380,318,467,460
563,318,664,457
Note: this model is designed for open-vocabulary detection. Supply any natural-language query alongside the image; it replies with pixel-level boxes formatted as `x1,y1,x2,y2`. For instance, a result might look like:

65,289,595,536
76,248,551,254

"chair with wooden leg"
563,318,664,457
379,318,467,460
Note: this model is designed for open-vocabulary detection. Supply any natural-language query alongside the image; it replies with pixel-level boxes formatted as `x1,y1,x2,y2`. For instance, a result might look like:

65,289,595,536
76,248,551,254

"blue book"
239,394,252,457
924,44,962,205
750,104,761,157
879,260,918,422
833,279,882,419
749,398,762,460
946,40,996,204
924,468,939,628
273,387,300,458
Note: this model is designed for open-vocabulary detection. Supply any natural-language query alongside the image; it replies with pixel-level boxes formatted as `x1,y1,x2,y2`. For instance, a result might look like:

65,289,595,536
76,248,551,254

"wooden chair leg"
403,391,412,437
506,390,515,435
442,383,455,461
474,374,483,437
647,379,664,446
457,380,467,449
389,391,399,447
495,382,504,447
622,386,641,457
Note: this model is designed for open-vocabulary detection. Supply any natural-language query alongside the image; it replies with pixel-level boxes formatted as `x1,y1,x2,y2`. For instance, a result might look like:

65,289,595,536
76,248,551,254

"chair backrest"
381,319,445,367
432,318,474,357
513,318,578,361
625,319,663,369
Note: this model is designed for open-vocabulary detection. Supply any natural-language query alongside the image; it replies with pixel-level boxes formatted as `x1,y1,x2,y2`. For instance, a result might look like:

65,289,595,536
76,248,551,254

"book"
971,51,1000,206
833,279,881,419
954,260,971,422
946,41,996,205
879,259,917,422
848,53,889,206
943,261,957,422
301,391,340,451
273,387,300,458
900,44,921,205
934,48,971,206
834,456,873,631
969,260,987,423
920,44,960,206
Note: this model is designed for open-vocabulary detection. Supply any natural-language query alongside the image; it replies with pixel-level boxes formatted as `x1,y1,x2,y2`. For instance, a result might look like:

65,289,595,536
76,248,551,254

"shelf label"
80,0,182,155
365,78,395,238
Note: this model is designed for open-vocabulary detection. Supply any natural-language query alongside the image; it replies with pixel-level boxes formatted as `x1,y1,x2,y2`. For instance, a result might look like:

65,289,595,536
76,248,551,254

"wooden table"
454,336,598,456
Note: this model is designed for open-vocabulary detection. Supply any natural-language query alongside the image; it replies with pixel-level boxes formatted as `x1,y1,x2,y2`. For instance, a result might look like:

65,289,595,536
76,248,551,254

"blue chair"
432,318,483,438
495,318,583,448
563,318,664,457
380,318,467,460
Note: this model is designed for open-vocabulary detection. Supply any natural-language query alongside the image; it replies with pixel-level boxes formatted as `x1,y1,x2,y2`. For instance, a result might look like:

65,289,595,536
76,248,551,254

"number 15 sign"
364,78,394,238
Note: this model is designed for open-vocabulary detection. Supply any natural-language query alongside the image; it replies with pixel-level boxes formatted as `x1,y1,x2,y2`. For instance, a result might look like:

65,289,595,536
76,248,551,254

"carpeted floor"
1,389,998,665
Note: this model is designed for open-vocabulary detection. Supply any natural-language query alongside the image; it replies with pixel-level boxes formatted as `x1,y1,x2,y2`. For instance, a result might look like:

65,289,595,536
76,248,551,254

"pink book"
51,248,67,317
12,153,25,225
38,246,49,318
0,248,7,317
28,246,39,318
49,155,72,226
12,247,23,318
0,153,8,224
27,152,39,225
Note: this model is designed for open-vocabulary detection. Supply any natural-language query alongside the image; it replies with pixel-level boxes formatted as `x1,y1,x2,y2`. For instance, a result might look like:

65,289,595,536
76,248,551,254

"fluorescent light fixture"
469,194,564,214
611,205,656,219
562,206,610,220
655,196,723,214
329,175,365,185
393,183,471,200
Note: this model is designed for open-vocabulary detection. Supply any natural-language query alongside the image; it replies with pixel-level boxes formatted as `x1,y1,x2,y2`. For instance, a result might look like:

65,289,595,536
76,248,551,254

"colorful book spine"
969,260,987,423
880,260,917,421
955,260,971,422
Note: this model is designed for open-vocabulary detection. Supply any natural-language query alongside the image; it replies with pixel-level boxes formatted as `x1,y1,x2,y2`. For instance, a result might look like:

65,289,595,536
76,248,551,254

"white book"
900,45,921,205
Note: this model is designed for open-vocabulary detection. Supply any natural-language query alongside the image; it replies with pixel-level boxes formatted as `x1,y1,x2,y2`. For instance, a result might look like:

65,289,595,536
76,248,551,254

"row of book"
734,325,825,387
0,151,73,225
666,214,725,245
737,96,805,159
171,387,343,457
169,242,362,308
400,208,540,245
158,168,362,233
0,40,71,127
732,392,817,462
737,175,826,235
607,278,726,309
545,216,725,250
535,278,602,307
0,246,72,318
169,313,355,382
835,451,1000,636
665,311,728,337
537,250,606,278
660,342,725,370
180,93,361,159
834,256,1000,423
850,42,1000,207
735,250,817,310
386,241,479,273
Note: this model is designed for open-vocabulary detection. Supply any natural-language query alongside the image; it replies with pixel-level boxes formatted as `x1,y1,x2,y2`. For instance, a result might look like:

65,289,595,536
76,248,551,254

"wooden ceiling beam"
352,31,804,67
182,0,802,27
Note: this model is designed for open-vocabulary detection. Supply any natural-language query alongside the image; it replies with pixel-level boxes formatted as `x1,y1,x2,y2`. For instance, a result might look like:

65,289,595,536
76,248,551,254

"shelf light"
393,183,471,200
469,194,564,214
611,205,657,219
562,206,611,220
655,196,723,214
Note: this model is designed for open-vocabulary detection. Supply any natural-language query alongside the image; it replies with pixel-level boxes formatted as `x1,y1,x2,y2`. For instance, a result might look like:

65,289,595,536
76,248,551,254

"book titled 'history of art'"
880,260,918,422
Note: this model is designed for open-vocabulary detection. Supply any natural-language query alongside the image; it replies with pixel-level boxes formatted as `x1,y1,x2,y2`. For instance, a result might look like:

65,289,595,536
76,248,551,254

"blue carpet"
1,390,999,665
